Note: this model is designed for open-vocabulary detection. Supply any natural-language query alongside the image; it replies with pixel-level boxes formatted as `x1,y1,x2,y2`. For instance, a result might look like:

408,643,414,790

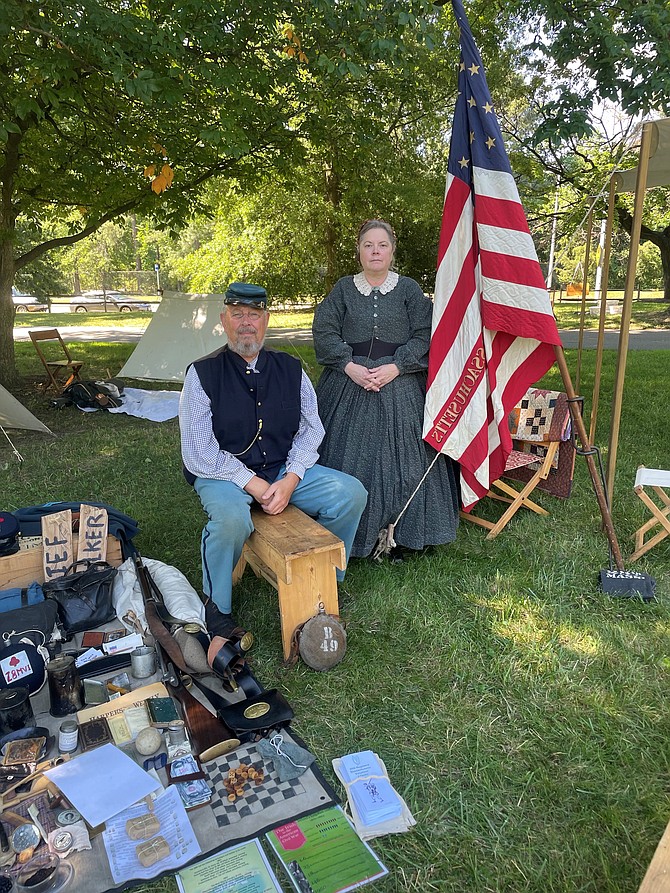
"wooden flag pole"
553,345,625,569
589,177,617,444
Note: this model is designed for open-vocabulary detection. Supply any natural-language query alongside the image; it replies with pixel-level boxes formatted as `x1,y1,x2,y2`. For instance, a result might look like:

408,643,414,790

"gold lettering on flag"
426,344,486,445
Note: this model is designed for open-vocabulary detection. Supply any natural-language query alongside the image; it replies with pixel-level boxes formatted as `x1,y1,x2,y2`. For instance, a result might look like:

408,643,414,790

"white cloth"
353,270,399,295
108,387,180,422
112,557,206,632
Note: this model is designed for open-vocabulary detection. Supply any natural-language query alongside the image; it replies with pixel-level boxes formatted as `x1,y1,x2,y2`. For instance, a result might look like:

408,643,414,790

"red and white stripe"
423,167,561,510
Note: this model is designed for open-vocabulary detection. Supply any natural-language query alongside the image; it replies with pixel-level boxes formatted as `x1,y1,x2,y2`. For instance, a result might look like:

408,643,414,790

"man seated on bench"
179,282,368,640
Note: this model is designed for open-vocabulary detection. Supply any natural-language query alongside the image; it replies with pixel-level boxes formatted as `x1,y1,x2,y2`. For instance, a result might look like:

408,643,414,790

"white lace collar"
353,270,399,295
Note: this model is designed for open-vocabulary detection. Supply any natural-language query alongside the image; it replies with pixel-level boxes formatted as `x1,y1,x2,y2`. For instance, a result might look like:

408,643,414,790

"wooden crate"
0,536,123,589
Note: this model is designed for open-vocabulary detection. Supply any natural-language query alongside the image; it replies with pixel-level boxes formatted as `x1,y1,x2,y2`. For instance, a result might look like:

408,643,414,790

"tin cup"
131,646,156,679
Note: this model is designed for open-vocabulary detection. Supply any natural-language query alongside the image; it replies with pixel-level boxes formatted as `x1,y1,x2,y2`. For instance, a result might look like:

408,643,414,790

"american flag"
423,0,562,510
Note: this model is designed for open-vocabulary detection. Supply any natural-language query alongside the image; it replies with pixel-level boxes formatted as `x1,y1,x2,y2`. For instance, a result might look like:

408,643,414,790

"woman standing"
312,219,459,559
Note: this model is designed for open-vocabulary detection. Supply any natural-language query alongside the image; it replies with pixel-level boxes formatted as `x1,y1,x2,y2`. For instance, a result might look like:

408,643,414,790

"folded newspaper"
332,750,416,840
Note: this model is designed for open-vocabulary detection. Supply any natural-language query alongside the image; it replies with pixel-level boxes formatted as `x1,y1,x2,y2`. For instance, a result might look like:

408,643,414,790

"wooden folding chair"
29,328,84,394
461,388,575,539
630,466,670,562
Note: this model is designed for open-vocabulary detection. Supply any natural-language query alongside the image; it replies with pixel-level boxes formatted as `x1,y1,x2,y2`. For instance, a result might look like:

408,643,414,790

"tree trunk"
0,131,21,390
323,162,341,295
661,236,670,305
616,204,670,304
0,250,17,391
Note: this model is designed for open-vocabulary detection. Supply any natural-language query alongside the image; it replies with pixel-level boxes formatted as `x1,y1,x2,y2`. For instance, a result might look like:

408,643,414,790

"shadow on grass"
2,343,670,892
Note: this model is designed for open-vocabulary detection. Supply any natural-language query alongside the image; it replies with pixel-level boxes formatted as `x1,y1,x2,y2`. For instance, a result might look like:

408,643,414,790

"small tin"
11,824,40,854
58,720,79,754
166,720,186,746
0,687,34,737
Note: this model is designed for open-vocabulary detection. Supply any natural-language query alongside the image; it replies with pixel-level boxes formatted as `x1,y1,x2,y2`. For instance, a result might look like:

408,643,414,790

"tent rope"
1,425,24,463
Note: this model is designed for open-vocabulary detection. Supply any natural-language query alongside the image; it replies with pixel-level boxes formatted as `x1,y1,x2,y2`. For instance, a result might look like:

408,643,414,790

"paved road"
14,324,670,349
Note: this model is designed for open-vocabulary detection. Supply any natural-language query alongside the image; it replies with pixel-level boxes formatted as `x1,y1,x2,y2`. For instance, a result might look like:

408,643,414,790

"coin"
52,830,74,853
57,809,82,826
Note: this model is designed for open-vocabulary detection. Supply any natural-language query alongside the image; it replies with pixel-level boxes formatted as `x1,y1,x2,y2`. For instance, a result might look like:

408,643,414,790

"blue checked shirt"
179,358,324,489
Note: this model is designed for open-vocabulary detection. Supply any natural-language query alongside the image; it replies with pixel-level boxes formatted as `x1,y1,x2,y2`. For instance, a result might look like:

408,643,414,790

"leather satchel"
43,559,117,634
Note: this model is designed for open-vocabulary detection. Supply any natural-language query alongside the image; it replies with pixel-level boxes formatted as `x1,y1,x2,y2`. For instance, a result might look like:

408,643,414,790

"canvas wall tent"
118,291,228,382
587,117,670,507
613,118,670,192
0,383,52,434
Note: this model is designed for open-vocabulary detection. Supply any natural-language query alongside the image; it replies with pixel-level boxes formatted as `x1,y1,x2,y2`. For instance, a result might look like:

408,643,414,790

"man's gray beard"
228,336,264,358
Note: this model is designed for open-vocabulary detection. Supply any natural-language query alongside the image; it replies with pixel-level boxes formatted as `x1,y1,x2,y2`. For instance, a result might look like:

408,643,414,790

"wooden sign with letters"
77,504,108,562
42,509,73,580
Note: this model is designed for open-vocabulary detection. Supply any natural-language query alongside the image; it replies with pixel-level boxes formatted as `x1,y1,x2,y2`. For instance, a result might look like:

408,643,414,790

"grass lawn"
3,343,670,893
552,300,670,332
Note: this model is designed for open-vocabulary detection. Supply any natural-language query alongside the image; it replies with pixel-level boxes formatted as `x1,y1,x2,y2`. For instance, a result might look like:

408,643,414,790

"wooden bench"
232,505,345,659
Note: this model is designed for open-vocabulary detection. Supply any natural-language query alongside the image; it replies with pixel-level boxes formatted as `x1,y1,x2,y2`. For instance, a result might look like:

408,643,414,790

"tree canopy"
0,0,435,385
3,0,670,386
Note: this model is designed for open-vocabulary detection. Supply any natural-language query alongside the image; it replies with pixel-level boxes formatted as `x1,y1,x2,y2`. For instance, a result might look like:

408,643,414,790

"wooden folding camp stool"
461,388,574,540
630,466,670,562
29,328,84,394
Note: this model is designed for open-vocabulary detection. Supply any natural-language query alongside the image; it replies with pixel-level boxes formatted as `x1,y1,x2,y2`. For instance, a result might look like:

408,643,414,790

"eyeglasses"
229,309,264,321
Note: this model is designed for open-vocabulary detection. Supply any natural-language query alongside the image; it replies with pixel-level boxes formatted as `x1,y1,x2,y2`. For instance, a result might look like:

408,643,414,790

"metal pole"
576,206,594,391
546,184,560,300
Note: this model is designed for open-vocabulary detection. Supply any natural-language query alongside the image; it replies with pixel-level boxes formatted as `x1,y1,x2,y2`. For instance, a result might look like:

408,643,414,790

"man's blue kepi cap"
224,282,268,309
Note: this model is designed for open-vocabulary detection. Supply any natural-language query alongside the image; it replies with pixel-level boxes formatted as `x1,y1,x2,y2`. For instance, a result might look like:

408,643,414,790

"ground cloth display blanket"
8,684,338,893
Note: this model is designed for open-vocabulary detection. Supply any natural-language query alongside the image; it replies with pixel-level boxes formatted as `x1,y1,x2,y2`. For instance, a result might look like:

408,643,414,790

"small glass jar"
58,719,79,753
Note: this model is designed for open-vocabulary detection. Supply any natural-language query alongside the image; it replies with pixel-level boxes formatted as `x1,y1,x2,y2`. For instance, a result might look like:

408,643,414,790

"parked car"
69,291,153,313
12,287,48,312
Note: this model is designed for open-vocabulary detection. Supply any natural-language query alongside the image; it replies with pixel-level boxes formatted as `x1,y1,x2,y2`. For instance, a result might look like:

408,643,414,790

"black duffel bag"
43,559,117,634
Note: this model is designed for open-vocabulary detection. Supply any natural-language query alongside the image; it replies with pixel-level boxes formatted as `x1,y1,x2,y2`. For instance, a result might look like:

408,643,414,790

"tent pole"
589,178,617,444
606,122,654,509
553,345,624,569
575,206,594,391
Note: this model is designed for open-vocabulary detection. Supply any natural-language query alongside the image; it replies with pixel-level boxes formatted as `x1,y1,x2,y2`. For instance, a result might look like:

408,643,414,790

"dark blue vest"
184,346,303,484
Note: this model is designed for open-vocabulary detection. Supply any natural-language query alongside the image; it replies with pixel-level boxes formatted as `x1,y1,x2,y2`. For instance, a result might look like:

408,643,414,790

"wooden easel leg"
553,346,624,569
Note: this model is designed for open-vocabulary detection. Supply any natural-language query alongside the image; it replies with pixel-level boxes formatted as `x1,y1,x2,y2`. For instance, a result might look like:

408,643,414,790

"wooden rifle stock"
133,553,239,762
168,681,240,763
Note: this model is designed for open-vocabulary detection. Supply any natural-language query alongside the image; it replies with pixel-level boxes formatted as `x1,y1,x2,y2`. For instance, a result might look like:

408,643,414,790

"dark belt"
347,339,402,360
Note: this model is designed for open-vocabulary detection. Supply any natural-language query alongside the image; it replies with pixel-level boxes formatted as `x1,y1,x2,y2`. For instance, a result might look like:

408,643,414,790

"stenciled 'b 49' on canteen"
298,611,347,671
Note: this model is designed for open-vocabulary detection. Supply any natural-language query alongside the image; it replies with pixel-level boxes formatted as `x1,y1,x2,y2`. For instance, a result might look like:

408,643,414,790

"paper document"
45,743,161,828
339,751,402,825
267,805,387,893
104,785,200,884
177,839,282,893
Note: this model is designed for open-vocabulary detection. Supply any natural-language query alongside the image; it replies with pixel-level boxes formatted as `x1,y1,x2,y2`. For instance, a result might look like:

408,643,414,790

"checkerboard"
207,744,307,827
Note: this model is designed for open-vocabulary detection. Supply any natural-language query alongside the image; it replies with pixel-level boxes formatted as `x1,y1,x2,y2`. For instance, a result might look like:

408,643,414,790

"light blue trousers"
194,464,367,615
